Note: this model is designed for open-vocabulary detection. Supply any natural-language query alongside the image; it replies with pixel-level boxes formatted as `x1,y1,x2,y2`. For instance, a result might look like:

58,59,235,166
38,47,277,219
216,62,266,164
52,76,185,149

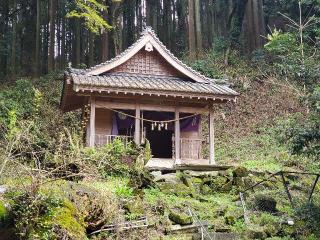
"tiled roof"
84,27,215,84
71,72,238,97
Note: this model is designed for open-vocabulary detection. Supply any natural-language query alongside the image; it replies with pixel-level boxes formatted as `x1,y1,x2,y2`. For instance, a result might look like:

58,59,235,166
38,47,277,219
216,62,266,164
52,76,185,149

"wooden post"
308,175,319,203
175,108,181,164
209,108,215,165
134,104,141,145
89,97,96,147
280,172,294,208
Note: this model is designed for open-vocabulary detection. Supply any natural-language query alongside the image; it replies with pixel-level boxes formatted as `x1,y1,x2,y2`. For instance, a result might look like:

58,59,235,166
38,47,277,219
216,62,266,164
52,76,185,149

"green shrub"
276,86,320,159
295,203,320,237
0,200,9,225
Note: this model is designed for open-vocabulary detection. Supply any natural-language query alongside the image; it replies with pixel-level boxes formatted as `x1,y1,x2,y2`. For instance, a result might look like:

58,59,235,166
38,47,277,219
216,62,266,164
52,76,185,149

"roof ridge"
69,26,229,85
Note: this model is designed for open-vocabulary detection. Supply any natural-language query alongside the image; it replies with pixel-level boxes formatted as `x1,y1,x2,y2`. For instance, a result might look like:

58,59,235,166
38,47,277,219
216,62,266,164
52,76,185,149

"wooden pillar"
209,108,215,165
134,104,141,145
89,97,96,147
175,108,181,164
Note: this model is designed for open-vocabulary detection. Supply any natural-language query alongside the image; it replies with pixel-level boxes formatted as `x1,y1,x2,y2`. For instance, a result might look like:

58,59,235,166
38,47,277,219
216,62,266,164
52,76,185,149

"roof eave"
73,84,238,103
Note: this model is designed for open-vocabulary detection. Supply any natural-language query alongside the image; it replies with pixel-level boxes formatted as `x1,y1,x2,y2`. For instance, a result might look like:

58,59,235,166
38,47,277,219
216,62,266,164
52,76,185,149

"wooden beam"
89,97,96,147
78,91,230,105
209,108,215,164
175,108,181,164
95,100,209,114
134,104,141,145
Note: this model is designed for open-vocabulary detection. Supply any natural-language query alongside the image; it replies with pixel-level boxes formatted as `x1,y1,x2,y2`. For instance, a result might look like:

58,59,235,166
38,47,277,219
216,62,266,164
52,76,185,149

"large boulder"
160,173,181,183
169,209,192,225
157,182,193,197
69,183,120,232
184,170,218,178
149,171,162,181
129,171,155,189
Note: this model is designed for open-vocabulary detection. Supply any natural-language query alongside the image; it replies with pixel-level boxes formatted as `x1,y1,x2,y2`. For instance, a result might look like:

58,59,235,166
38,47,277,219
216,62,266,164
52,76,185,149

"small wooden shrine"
60,27,238,168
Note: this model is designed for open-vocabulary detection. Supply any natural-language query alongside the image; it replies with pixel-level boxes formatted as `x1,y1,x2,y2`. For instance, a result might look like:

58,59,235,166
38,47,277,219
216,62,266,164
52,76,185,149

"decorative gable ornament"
145,42,153,52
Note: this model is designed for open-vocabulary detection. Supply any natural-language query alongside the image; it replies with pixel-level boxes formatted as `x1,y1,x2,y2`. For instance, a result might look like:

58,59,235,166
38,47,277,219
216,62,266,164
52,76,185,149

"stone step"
192,232,239,240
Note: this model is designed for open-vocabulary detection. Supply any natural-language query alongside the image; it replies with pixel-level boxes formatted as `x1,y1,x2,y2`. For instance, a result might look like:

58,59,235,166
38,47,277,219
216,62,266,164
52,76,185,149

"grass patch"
83,176,134,199
216,126,306,172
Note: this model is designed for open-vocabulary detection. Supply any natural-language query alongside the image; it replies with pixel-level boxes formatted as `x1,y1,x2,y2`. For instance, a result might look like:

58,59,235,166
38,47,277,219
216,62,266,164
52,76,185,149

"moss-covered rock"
215,206,228,217
69,183,120,232
129,170,156,190
225,215,236,225
232,167,249,178
242,176,255,188
123,197,145,219
169,209,192,225
184,170,218,178
212,216,231,233
221,181,233,193
157,182,193,197
246,226,267,239
203,176,230,191
51,200,87,240
200,184,212,195
233,177,245,188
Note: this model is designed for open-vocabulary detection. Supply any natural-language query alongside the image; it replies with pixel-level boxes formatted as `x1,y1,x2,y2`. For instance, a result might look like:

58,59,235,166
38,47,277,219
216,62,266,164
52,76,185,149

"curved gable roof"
84,27,214,83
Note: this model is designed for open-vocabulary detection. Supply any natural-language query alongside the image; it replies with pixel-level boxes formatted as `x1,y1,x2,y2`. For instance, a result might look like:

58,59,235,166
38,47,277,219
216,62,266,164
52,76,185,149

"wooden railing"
95,134,133,147
173,137,205,160
180,138,204,160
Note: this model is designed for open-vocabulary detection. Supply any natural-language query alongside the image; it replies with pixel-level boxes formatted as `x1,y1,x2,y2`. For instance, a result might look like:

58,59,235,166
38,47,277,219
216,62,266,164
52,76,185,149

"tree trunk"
0,1,9,77
89,31,94,67
136,0,143,33
163,0,172,48
112,1,122,55
75,20,81,67
153,0,159,32
35,0,41,77
11,0,17,78
188,0,196,60
101,0,109,62
242,0,265,53
61,3,66,69
194,0,202,55
48,0,56,72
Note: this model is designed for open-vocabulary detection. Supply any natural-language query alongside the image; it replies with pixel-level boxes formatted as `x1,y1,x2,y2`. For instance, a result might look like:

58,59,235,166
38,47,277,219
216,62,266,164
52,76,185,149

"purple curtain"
111,111,200,134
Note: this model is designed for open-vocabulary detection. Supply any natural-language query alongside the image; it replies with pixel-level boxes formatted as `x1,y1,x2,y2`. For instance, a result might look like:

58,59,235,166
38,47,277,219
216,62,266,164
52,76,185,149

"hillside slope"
0,58,318,239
